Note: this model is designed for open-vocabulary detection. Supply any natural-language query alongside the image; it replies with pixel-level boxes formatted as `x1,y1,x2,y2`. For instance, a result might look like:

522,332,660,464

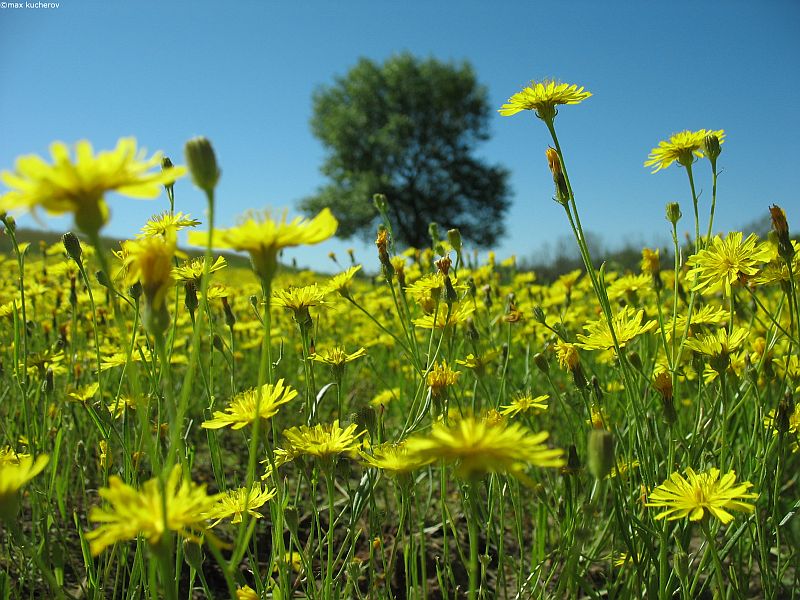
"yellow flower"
86,466,220,555
66,382,100,404
360,442,433,475
412,302,474,330
499,393,549,418
203,485,276,527
201,379,297,430
576,307,657,352
188,208,337,282
683,327,748,358
499,80,591,121
138,211,200,238
645,467,757,524
272,284,328,326
326,265,361,299
644,129,725,172
0,138,185,235
121,231,176,310
686,232,771,295
404,416,564,479
282,420,365,460
310,346,367,369
370,388,399,408
553,341,580,372
236,586,259,600
172,256,227,284
427,360,460,398
0,454,49,520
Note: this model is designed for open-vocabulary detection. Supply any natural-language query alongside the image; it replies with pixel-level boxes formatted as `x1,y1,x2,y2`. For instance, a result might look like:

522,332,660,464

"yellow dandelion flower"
172,255,227,284
282,420,365,460
641,248,661,275
427,360,460,398
236,586,259,600
0,454,49,519
684,327,748,358
86,465,220,555
553,341,580,372
645,468,757,524
121,231,176,311
204,485,276,527
310,346,366,367
412,302,474,330
272,284,328,325
644,129,725,173
576,306,657,352
326,265,361,299
405,416,564,478
686,232,771,295
499,393,549,418
360,442,433,475
187,208,337,282
499,80,591,121
0,447,30,466
138,211,200,238
66,382,100,404
201,379,297,430
0,138,185,235
370,388,399,408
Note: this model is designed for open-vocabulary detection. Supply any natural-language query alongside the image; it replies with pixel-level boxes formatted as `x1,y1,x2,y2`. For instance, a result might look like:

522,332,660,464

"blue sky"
1,0,798,273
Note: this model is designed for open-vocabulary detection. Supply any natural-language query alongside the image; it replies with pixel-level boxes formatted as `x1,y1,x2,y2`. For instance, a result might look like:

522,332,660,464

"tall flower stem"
684,163,701,251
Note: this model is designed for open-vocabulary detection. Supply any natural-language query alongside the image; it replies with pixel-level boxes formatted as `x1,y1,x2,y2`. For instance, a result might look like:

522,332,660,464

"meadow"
0,81,798,599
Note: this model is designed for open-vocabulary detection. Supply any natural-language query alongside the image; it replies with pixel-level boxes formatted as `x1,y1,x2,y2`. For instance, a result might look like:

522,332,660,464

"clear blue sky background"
1,0,798,273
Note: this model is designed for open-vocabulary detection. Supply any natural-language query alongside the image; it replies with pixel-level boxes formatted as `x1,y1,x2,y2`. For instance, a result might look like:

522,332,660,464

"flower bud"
184,137,220,194
372,193,388,214
587,429,614,479
703,133,721,162
184,281,198,315
665,202,682,226
221,296,236,329
447,228,463,254
2,214,16,233
62,232,84,266
533,352,549,374
769,204,795,262
183,540,204,572
95,270,112,289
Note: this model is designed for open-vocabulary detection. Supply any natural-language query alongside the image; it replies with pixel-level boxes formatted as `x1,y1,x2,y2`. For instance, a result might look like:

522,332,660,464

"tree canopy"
300,53,511,249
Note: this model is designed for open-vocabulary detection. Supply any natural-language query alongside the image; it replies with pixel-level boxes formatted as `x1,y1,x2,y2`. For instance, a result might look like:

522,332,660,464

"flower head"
310,347,367,376
499,80,591,121
188,208,337,282
686,232,771,295
202,379,297,430
576,306,657,352
138,211,200,238
499,393,549,418
272,284,329,329
404,416,564,479
0,454,49,520
645,467,757,524
121,232,177,310
326,265,361,300
203,485,276,527
360,442,433,475
427,360,460,398
172,255,227,285
86,465,220,555
644,129,725,173
282,420,365,461
0,138,185,235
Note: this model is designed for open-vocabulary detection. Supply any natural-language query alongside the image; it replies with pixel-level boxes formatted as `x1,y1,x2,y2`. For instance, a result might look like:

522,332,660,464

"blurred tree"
300,53,511,249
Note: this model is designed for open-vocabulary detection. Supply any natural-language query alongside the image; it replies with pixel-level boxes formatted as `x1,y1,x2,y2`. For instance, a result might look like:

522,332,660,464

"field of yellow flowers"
1,81,798,599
